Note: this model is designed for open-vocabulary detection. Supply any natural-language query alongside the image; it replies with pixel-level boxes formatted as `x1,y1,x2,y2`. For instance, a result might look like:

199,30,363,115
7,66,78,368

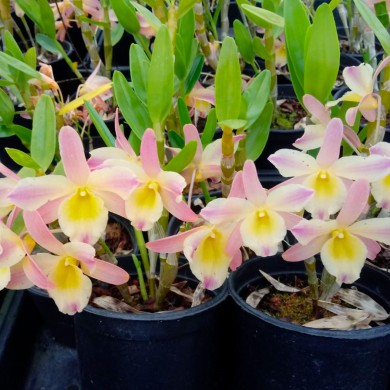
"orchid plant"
0,0,389,328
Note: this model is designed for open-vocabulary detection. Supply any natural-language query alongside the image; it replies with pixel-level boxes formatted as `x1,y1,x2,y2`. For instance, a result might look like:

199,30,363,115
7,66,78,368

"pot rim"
79,277,228,322
229,256,390,340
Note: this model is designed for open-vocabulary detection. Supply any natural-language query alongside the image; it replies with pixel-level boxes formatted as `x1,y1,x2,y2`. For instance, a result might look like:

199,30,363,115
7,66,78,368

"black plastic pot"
74,274,229,390
229,255,390,390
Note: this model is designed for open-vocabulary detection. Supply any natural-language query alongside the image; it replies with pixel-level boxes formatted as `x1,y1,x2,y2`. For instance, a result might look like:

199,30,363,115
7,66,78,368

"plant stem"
220,0,229,40
132,254,148,302
304,257,319,300
199,181,213,204
155,256,178,310
101,0,113,78
319,268,341,301
221,126,235,197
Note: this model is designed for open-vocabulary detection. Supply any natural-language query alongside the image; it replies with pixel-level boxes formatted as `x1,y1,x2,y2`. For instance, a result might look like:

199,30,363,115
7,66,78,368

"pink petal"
23,210,63,254
336,180,370,226
114,109,137,158
23,253,54,289
7,261,34,289
268,149,317,177
316,118,343,168
267,184,314,212
282,235,329,262
359,237,381,260
59,126,90,186
278,211,303,230
303,94,330,124
160,188,198,223
0,162,19,180
349,218,390,245
372,56,390,83
146,226,206,253
9,175,70,211
140,129,161,178
370,142,390,156
332,155,390,181
343,63,373,95
345,106,360,127
226,224,243,261
200,197,250,224
183,124,202,163
293,124,326,151
229,171,245,198
85,258,129,285
62,241,96,271
343,125,362,150
291,219,335,246
243,160,267,204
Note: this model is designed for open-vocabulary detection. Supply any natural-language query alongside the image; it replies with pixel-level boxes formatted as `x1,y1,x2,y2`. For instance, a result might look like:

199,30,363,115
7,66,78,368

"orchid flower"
9,126,136,244
124,129,198,231
275,36,287,69
185,82,215,120
23,211,129,315
200,160,314,257
327,56,390,126
268,118,390,219
137,13,157,38
294,95,360,152
51,1,75,41
283,180,390,284
0,163,20,219
146,222,241,290
369,142,390,210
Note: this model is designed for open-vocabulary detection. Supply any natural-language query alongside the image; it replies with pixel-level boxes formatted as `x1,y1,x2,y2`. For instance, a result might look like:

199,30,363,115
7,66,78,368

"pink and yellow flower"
283,180,390,284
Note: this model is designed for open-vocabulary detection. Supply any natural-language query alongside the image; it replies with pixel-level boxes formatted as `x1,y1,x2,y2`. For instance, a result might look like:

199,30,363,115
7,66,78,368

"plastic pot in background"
74,270,229,390
228,255,390,390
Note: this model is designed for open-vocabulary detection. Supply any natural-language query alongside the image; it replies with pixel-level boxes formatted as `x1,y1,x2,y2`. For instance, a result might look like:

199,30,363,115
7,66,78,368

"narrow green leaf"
253,36,271,60
0,88,15,125
284,0,310,92
130,44,150,104
354,0,390,53
147,25,174,128
24,47,37,69
131,2,162,32
233,20,255,64
215,37,242,122
175,39,187,80
77,16,109,28
36,34,62,56
241,4,285,29
111,0,140,35
184,54,204,95
200,108,217,148
243,70,271,128
163,140,197,172
374,2,389,28
85,101,115,147
168,130,185,148
0,51,42,79
113,71,152,140
37,0,56,38
6,148,40,170
11,125,31,147
111,24,125,46
31,95,56,171
177,96,192,127
246,101,273,161
304,4,340,103
4,31,24,62
177,0,198,19
129,130,141,154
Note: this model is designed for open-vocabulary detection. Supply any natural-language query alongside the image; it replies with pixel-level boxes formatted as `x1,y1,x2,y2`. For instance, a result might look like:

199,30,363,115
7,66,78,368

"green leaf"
177,96,192,127
242,70,271,128
111,0,140,35
11,125,32,147
241,4,285,29
37,0,56,38
129,130,141,154
163,140,197,172
85,101,115,147
218,119,247,129
111,24,125,46
24,47,37,69
131,2,162,32
113,71,152,140
374,2,389,28
233,20,255,64
253,36,271,60
4,31,24,62
284,0,310,97
245,101,273,161
52,161,65,176
36,34,62,56
354,0,390,53
0,88,15,125
31,95,56,171
147,25,174,128
184,54,204,95
5,148,40,170
130,44,150,104
200,108,217,148
0,51,42,79
215,37,242,122
304,4,340,103
177,0,198,19
168,130,185,148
